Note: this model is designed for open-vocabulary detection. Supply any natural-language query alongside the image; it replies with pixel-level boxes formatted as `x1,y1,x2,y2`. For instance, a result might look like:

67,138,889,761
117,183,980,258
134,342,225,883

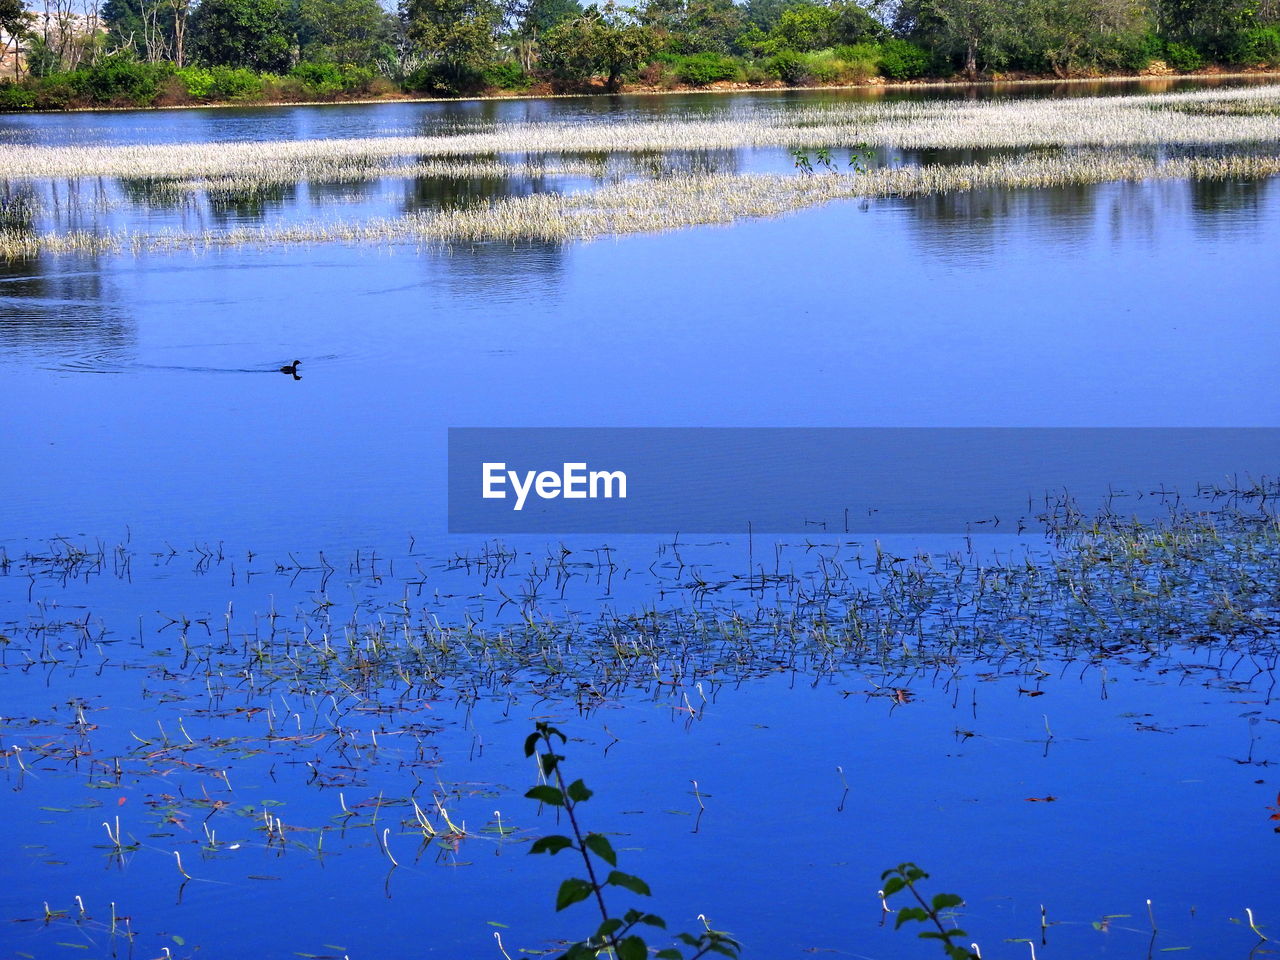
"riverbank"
3,63,1280,115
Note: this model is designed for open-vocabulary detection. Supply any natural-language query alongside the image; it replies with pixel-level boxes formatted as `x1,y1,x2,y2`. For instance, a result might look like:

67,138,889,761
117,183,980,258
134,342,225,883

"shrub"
1233,26,1280,66
34,76,76,109
0,81,37,110
1164,41,1204,71
71,57,171,105
878,37,929,79
672,51,743,85
766,49,810,84
481,60,531,89
175,66,218,98
1113,31,1164,71
831,42,879,80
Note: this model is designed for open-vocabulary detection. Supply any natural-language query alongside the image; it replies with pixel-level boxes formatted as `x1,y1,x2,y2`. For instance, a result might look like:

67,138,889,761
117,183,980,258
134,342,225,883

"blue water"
1,85,1278,960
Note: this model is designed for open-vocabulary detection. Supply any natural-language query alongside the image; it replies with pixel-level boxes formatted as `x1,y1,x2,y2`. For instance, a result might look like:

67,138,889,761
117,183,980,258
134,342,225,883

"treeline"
2,0,1280,109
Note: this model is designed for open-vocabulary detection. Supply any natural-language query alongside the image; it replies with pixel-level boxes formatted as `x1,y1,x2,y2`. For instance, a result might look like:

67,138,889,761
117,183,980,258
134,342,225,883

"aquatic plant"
7,147,1280,259
4,84,1280,181
523,721,740,960
880,863,976,960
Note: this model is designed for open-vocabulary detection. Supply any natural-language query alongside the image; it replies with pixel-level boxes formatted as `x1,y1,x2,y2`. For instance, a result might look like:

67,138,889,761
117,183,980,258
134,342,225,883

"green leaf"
655,951,682,960
639,913,667,929
933,893,964,911
530,835,574,855
523,732,541,757
606,871,651,896
526,785,565,807
539,752,561,776
882,876,906,896
597,918,624,939
677,933,701,946
556,878,594,911
895,907,929,929
617,936,647,960
566,779,593,803
584,833,618,866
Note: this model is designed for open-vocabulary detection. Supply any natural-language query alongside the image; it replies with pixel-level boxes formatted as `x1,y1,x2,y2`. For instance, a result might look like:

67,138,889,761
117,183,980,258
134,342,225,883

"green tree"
539,1,655,88
297,0,394,63
742,0,809,30
401,0,503,89
641,0,747,52
190,0,293,69
896,0,1017,75
0,0,34,77
1024,0,1148,75
750,0,884,52
1155,0,1260,58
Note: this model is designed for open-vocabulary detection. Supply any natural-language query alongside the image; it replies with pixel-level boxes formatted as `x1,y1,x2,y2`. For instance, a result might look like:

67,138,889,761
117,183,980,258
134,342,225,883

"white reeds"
6,148,1280,258
3,84,1280,181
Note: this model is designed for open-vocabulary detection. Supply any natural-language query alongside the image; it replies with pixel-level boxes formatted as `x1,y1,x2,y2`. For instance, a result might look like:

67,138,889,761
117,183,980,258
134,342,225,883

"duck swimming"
279,360,300,376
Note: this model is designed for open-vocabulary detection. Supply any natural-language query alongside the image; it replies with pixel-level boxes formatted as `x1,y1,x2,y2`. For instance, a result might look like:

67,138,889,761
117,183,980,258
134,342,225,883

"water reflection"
0,255,133,366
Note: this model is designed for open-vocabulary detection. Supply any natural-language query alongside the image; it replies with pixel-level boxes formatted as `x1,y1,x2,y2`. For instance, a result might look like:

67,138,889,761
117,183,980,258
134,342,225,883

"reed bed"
4,85,1280,181
145,156,614,199
5,148,1280,258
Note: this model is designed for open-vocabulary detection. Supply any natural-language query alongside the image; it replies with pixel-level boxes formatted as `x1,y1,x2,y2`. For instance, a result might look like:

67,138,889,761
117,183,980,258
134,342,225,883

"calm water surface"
1,84,1277,960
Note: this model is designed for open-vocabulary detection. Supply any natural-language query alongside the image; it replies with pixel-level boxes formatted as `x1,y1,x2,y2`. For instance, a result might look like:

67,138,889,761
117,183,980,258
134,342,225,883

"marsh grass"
6,148,1280,258
4,85,1280,182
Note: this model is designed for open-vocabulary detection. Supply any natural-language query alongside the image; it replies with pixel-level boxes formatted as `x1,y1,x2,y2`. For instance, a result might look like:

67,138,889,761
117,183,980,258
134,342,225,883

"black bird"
279,360,300,376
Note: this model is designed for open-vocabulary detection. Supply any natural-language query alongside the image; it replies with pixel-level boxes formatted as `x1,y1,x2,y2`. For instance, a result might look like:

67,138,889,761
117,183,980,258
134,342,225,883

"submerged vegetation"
2,485,1278,955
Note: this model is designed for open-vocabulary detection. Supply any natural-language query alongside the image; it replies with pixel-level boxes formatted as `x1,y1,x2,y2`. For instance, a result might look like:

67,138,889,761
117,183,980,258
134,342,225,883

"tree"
297,0,393,63
507,0,580,71
1024,0,1147,75
0,0,34,77
539,1,655,88
401,0,503,89
189,0,293,69
641,0,747,53
896,0,1017,75
1155,0,1260,57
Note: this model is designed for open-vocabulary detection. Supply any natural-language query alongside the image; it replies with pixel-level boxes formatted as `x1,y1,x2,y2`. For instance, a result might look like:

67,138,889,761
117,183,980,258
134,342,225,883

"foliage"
897,0,1019,75
749,1,885,54
189,0,293,70
880,863,977,960
539,4,656,89
70,55,173,104
481,59,533,86
1111,29,1164,70
291,60,375,92
175,63,263,97
1165,38,1205,69
1024,0,1148,77
1232,24,1280,63
523,722,741,960
672,49,743,82
877,36,930,77
0,0,33,58
642,0,747,53
296,0,394,65
0,81,38,110
401,0,503,91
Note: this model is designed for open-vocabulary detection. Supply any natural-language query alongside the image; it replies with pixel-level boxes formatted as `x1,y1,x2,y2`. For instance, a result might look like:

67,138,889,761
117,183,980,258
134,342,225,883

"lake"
1,83,1278,960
